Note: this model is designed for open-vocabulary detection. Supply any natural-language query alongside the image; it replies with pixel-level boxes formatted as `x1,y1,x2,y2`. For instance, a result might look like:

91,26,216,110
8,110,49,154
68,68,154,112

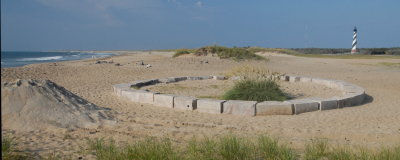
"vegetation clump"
88,138,178,160
173,49,192,58
87,135,400,160
2,136,29,160
223,64,286,102
224,64,280,81
222,79,287,102
88,135,296,160
195,46,264,60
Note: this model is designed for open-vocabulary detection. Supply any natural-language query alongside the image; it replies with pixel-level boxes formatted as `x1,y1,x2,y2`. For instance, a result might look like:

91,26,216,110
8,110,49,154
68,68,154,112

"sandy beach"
1,51,400,158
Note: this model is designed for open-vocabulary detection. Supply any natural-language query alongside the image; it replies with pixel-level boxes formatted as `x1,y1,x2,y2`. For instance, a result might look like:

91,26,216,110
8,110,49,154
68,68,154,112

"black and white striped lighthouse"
351,26,358,53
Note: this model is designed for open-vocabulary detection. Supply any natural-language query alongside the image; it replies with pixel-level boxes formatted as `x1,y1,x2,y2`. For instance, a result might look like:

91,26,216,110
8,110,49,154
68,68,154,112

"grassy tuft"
88,138,179,160
2,136,29,160
187,138,219,160
304,139,329,160
224,64,280,81
223,79,287,102
84,135,400,160
2,136,13,159
173,49,192,58
218,135,254,160
258,136,296,160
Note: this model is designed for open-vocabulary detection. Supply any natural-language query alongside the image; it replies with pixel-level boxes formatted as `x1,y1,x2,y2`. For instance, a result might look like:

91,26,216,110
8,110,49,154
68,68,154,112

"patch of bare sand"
1,51,400,158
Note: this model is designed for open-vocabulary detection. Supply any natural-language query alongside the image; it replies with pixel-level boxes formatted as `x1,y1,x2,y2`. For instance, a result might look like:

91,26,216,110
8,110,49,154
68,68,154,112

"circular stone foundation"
113,75,366,116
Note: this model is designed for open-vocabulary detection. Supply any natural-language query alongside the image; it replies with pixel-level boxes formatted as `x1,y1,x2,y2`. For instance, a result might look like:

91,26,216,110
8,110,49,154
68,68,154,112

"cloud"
35,0,162,26
195,1,203,8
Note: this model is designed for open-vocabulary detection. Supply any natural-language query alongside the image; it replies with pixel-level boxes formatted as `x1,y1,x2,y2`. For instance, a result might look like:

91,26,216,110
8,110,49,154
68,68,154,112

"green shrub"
222,79,287,102
173,49,192,58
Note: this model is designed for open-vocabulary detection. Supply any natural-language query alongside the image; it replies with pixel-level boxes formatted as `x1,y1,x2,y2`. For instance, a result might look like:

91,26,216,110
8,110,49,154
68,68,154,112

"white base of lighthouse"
351,49,358,54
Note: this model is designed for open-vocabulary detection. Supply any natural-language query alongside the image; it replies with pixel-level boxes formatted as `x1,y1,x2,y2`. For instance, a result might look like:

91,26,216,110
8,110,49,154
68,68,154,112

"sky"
1,0,400,51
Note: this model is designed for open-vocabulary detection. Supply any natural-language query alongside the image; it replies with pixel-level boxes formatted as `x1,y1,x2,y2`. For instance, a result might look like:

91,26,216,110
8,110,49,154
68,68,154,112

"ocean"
1,51,114,68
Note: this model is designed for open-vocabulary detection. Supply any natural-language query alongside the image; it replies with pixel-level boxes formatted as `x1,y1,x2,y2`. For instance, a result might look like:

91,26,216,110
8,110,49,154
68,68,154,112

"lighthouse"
351,26,358,54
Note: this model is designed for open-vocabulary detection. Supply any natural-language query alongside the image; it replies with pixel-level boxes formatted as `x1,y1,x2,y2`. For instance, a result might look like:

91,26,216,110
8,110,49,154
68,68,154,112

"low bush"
173,49,192,58
222,79,287,102
195,46,264,60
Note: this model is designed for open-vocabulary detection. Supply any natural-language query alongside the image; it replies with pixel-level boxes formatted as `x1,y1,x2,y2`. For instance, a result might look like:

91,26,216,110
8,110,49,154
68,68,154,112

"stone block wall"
113,74,366,116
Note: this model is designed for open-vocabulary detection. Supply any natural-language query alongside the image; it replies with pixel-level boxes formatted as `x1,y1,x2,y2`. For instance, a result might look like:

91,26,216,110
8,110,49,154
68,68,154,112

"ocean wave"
17,56,64,61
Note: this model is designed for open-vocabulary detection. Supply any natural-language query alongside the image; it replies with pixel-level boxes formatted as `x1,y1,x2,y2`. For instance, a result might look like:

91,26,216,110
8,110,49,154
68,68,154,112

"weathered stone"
187,76,202,80
279,75,290,81
120,89,144,102
139,91,155,104
326,80,346,89
286,99,319,114
153,94,175,108
174,96,197,110
230,76,241,81
340,93,365,107
158,78,169,83
176,77,188,81
352,93,365,106
289,76,300,82
342,85,365,95
165,77,187,83
197,99,225,114
133,79,159,87
256,101,293,115
319,98,338,110
299,77,312,83
213,75,225,80
311,78,332,87
200,75,213,80
113,83,132,96
336,97,347,108
121,90,154,104
223,100,257,116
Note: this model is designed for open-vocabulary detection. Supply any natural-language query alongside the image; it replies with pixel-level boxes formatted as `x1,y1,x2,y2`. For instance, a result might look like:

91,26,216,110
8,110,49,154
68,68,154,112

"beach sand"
1,51,400,158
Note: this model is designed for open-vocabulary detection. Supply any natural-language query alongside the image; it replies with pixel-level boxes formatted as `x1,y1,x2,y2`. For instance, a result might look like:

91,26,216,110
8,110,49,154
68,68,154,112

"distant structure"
351,26,358,54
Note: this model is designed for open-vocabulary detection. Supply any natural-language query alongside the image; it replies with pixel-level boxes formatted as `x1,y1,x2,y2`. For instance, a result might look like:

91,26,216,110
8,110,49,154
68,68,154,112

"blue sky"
1,0,399,51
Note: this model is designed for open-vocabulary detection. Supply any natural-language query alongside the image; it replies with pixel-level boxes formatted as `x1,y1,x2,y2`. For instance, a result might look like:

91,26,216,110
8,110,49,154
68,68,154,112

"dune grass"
222,79,287,102
304,139,400,160
1,136,29,160
88,135,296,160
2,136,13,159
195,46,265,60
173,49,192,58
88,138,179,160
224,64,280,81
87,135,400,160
